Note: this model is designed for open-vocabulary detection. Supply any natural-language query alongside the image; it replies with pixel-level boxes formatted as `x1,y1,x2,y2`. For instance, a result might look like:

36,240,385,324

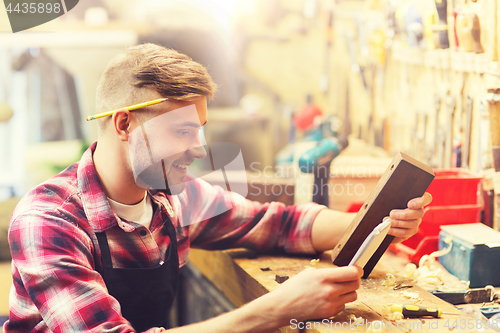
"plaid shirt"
5,142,324,333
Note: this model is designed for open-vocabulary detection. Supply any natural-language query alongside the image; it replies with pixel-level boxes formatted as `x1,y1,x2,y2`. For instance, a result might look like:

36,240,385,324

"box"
439,223,500,288
427,169,481,206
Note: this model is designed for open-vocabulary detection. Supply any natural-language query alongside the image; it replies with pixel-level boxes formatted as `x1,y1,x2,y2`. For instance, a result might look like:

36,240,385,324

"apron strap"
96,231,113,269
161,215,177,263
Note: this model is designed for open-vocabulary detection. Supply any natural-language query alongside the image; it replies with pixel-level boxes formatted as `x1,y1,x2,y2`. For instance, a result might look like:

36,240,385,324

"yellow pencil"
86,98,168,121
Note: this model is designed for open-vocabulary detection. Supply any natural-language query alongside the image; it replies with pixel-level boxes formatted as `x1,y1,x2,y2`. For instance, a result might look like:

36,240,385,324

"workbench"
188,249,498,333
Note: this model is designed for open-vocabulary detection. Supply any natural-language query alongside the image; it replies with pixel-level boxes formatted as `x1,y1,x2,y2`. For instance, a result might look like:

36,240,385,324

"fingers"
326,291,358,317
338,290,358,304
390,207,424,220
389,225,419,238
389,218,420,230
321,266,363,283
389,192,432,220
407,192,433,209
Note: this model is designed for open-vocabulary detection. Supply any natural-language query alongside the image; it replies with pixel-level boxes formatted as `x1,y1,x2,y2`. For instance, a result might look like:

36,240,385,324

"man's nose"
187,144,207,160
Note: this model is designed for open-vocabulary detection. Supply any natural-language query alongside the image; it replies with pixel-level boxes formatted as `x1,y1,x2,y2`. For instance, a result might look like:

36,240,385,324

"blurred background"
1,0,500,328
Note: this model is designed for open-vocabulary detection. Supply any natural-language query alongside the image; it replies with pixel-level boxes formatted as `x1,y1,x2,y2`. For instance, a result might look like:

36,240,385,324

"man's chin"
135,163,188,194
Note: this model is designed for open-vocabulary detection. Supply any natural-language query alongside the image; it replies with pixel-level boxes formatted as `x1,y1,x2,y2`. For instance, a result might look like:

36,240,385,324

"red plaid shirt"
5,142,324,333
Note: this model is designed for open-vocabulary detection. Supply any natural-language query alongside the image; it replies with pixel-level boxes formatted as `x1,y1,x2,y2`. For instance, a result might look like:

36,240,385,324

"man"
6,44,432,333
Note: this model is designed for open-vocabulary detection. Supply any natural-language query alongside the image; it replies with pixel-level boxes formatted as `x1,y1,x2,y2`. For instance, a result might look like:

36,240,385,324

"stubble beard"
135,160,186,195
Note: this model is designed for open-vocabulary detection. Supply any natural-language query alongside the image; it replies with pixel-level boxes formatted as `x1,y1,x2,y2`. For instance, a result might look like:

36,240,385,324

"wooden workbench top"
188,249,497,333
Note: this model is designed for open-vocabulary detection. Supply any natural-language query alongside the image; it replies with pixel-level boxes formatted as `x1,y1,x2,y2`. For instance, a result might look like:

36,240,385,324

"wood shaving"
400,290,422,303
382,273,397,286
347,314,364,324
386,311,404,321
404,263,417,279
310,259,319,269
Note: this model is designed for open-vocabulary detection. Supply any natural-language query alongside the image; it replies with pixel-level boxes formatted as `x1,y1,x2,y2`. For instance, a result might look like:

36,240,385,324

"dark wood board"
331,152,435,278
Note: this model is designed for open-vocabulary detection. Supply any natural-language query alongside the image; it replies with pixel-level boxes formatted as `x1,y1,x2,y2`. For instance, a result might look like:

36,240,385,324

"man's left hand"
388,192,433,243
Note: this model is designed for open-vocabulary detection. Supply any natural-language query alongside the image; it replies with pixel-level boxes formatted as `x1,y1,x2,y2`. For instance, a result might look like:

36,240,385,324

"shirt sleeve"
8,209,137,333
182,178,327,254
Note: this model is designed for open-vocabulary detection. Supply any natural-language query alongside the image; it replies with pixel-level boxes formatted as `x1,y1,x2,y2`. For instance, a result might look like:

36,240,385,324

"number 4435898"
6,2,61,14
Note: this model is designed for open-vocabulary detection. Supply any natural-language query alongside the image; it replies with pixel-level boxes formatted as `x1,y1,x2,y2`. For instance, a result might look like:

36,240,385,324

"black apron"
96,214,179,332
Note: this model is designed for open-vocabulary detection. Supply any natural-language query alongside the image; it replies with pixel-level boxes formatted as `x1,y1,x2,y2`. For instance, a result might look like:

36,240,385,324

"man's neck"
93,140,146,205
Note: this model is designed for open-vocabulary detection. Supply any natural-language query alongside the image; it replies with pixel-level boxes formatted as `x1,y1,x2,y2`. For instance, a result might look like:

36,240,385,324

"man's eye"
178,130,190,136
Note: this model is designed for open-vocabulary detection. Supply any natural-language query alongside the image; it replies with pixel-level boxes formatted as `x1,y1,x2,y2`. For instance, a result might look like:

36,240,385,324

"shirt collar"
77,142,119,232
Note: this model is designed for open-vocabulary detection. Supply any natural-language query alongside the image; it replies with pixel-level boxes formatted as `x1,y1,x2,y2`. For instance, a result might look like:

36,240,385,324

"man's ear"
112,109,133,141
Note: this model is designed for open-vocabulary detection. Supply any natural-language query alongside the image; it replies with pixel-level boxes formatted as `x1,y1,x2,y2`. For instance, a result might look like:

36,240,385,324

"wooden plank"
331,152,435,278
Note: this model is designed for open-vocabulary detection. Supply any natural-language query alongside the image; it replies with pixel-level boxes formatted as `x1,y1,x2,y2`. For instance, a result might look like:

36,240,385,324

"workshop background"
1,0,500,330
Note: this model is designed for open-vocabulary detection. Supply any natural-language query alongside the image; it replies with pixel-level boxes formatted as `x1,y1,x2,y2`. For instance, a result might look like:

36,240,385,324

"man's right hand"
263,265,363,326
166,265,363,333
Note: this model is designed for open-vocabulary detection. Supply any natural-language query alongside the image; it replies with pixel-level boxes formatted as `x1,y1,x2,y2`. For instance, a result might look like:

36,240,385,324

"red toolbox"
426,169,482,206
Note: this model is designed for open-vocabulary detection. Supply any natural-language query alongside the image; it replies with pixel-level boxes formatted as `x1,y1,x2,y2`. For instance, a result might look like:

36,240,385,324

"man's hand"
264,266,363,326
167,266,363,333
388,192,433,243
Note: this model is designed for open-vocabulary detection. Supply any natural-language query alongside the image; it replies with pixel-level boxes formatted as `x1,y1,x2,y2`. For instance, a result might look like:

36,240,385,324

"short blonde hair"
95,43,216,129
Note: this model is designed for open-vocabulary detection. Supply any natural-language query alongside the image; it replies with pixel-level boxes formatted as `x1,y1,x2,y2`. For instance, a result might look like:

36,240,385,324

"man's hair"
95,43,216,130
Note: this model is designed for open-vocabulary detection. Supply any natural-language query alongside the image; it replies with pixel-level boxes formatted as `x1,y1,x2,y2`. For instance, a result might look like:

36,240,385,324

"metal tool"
477,100,488,173
344,30,368,91
480,307,500,319
486,90,500,172
431,286,496,305
462,94,474,169
391,304,459,318
432,95,442,168
444,95,457,169
393,282,413,290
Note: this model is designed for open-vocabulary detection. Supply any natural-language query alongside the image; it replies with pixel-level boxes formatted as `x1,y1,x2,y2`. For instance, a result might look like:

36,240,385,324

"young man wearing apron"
5,44,431,333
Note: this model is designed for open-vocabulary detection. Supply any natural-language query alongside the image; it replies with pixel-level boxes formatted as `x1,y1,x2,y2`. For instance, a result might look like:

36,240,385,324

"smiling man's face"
128,97,208,195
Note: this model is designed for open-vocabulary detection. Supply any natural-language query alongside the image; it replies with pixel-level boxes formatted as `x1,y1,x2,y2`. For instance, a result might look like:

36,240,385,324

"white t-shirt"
107,193,153,229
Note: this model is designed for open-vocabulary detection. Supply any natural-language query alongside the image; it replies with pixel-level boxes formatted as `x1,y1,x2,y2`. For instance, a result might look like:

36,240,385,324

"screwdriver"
391,304,459,318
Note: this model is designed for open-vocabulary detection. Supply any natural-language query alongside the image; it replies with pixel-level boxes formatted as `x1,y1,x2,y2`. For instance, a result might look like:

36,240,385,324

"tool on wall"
320,8,334,95
434,0,450,49
462,94,474,169
487,90,500,170
476,100,489,173
432,95,443,168
486,89,500,229
470,13,484,54
345,30,368,91
456,12,484,53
